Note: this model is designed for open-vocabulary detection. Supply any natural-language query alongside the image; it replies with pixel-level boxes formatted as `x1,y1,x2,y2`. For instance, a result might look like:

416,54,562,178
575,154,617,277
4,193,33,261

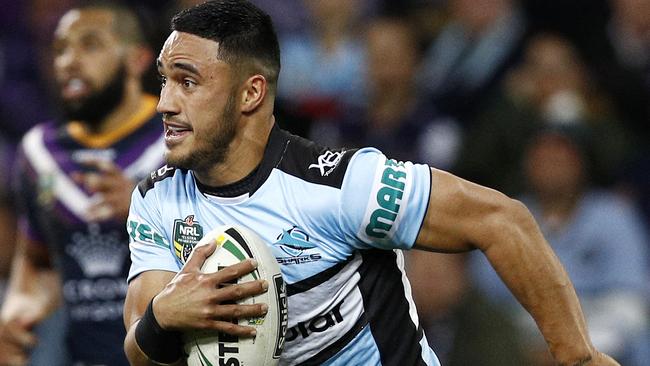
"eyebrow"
156,59,201,77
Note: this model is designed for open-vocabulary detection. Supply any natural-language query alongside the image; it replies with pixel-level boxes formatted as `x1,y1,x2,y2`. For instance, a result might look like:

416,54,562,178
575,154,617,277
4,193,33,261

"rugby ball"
183,225,288,366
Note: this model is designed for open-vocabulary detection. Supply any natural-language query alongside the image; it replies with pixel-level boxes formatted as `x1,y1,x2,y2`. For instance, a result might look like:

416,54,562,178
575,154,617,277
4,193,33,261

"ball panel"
184,225,287,366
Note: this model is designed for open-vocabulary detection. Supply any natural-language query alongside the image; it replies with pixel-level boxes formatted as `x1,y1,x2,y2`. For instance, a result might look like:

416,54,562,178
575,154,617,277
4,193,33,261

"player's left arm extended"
413,168,620,366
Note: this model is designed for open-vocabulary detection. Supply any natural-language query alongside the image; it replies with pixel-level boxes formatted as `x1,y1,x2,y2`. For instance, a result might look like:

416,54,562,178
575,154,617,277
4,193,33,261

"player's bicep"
127,188,179,282
414,167,518,253
124,270,176,329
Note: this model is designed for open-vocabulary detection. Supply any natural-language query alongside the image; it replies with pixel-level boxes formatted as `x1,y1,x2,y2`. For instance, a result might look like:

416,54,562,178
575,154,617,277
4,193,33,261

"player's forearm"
124,323,182,366
483,200,594,364
1,247,60,322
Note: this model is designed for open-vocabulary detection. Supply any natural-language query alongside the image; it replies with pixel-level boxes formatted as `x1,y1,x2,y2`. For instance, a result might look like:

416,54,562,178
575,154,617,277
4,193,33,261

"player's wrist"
134,299,183,364
555,343,596,366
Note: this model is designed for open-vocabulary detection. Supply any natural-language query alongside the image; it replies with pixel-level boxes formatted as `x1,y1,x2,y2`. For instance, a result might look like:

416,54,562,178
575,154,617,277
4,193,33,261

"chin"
163,151,186,169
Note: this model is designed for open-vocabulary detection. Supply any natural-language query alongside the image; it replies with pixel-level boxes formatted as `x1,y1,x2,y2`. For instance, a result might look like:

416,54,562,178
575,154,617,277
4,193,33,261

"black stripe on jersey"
358,249,427,366
251,124,358,194
296,312,369,366
225,227,254,258
137,165,179,197
286,257,352,296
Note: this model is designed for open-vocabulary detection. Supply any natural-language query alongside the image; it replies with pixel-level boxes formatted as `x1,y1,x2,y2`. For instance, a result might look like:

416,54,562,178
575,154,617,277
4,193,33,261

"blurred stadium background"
0,0,648,365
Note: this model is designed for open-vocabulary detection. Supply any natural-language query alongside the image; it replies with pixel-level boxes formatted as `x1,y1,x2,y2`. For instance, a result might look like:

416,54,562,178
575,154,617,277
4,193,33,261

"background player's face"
53,9,128,123
524,133,585,197
157,31,239,171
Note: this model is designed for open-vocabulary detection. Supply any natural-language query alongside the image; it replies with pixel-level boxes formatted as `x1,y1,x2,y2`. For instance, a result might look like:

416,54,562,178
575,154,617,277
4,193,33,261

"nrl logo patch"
173,215,204,263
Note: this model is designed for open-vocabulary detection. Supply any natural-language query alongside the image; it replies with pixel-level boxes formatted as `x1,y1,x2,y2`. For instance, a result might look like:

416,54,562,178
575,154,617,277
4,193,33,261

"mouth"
61,77,91,100
164,121,193,145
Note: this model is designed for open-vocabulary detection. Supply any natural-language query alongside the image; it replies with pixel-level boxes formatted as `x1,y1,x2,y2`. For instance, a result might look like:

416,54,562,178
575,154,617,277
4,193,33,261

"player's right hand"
151,243,268,336
0,319,37,366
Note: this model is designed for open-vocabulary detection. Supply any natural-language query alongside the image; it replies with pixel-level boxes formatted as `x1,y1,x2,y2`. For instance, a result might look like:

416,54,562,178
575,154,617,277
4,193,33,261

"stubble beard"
165,92,238,173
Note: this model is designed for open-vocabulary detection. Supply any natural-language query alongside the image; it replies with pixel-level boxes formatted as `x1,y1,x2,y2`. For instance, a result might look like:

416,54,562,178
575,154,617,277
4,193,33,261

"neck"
86,79,144,134
193,115,275,187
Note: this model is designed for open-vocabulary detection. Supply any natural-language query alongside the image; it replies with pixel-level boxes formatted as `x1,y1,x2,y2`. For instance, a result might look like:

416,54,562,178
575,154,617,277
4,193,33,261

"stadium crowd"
0,0,647,365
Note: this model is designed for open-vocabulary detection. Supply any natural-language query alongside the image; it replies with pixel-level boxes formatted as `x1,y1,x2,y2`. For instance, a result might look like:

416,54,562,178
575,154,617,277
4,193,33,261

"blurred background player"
0,2,164,365
335,15,462,170
406,251,528,366
469,121,649,365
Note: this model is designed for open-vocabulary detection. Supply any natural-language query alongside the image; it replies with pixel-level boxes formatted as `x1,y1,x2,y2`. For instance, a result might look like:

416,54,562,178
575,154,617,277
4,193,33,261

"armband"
135,299,184,364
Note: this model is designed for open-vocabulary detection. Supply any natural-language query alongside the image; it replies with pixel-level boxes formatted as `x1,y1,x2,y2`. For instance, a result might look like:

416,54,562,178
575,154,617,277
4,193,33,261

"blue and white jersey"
128,124,440,366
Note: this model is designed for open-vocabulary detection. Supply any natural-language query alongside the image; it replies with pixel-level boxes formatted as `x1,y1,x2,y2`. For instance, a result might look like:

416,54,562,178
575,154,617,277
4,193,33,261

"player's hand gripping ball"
184,225,288,366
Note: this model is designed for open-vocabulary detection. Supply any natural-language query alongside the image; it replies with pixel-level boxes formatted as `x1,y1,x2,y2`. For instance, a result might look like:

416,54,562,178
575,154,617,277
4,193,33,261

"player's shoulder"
272,129,367,189
136,165,186,197
20,120,60,146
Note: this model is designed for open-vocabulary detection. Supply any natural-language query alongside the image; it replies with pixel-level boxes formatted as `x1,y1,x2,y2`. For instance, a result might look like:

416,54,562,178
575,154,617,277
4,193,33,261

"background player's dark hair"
75,0,154,47
170,0,281,92
73,0,161,94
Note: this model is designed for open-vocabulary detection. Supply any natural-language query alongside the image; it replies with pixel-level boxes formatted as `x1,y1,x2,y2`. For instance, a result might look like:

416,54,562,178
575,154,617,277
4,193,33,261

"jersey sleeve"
12,142,46,244
126,186,178,282
338,148,431,250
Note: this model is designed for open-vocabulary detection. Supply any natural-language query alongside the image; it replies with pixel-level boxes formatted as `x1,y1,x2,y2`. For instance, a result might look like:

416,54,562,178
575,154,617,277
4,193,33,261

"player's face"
53,9,128,123
156,31,240,171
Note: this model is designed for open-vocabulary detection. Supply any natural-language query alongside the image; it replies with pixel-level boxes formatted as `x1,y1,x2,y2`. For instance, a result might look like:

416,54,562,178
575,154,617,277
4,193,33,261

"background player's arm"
2,233,61,323
414,168,618,366
0,232,61,364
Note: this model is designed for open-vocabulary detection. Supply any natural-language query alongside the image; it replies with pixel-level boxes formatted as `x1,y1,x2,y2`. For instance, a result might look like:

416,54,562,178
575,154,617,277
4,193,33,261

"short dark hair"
76,0,153,47
171,0,281,91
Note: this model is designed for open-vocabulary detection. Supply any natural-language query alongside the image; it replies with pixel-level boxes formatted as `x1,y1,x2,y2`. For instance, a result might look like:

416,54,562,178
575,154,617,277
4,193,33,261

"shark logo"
273,226,321,265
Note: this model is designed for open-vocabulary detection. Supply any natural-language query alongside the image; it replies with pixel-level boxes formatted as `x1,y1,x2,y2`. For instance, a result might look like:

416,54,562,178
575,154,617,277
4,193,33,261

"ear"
240,74,267,113
125,45,154,78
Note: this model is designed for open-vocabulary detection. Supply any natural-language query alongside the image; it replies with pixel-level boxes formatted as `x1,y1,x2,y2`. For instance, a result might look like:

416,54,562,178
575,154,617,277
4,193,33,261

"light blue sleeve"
338,148,431,250
126,188,178,283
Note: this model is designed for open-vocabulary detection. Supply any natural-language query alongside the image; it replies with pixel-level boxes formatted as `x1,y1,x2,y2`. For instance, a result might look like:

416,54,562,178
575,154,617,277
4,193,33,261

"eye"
182,78,196,89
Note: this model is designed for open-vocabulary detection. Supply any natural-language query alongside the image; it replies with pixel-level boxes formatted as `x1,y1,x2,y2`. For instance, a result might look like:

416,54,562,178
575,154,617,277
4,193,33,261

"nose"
157,83,180,116
55,46,81,73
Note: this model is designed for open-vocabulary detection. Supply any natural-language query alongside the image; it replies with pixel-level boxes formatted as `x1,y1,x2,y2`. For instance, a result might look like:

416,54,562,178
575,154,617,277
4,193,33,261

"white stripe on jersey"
395,249,420,331
283,254,364,364
124,135,166,179
23,126,92,220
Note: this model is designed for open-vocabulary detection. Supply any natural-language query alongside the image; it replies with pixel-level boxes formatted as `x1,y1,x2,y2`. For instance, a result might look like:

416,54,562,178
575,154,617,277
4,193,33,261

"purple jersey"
13,95,164,365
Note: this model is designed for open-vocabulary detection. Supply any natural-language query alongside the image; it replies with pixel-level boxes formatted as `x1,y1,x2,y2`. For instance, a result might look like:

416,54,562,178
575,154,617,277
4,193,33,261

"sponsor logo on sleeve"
127,218,169,248
358,158,412,244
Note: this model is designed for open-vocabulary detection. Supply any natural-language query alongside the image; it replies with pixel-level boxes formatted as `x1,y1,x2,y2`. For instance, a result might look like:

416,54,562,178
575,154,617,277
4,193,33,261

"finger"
81,158,120,175
209,303,269,321
0,345,29,366
73,172,110,193
2,354,29,366
213,279,268,303
199,320,258,338
88,193,131,222
206,259,259,285
183,242,218,272
86,202,115,222
0,324,36,349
